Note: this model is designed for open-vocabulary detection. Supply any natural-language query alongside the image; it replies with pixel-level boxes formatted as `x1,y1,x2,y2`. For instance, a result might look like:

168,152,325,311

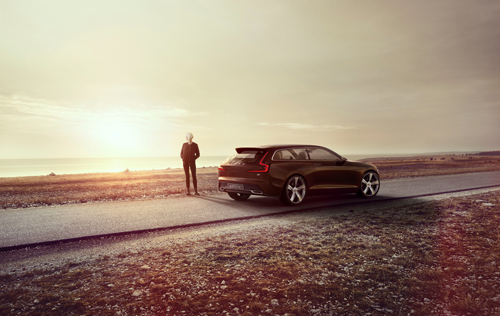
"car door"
307,147,358,191
271,147,315,188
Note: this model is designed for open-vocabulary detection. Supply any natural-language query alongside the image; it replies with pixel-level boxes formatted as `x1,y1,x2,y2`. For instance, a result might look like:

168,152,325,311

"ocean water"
0,156,228,178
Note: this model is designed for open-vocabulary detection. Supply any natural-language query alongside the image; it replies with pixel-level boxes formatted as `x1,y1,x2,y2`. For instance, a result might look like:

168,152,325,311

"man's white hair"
186,133,194,142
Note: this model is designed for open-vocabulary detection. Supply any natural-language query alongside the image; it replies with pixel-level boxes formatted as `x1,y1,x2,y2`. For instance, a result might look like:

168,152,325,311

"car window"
222,150,263,165
307,148,341,161
273,148,310,160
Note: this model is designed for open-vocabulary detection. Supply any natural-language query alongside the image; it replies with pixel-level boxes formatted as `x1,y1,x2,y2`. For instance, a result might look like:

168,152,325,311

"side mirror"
337,157,347,166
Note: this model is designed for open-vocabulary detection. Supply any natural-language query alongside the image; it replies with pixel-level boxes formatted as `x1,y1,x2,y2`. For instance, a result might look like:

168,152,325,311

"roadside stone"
132,290,142,297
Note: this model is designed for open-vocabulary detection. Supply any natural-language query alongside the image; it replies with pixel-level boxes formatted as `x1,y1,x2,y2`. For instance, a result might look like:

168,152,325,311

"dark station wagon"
218,145,380,205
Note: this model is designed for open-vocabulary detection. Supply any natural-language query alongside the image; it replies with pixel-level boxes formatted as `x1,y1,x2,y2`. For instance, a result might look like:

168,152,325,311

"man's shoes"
194,192,200,196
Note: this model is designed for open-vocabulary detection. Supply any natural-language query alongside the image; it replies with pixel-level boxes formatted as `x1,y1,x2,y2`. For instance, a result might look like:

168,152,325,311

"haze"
1,0,499,159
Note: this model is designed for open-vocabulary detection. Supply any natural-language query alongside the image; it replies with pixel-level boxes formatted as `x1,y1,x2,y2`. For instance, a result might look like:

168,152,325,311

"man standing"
180,133,200,195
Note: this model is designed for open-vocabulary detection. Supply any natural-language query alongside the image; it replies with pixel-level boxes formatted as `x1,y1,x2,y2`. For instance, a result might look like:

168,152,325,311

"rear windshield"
222,150,264,165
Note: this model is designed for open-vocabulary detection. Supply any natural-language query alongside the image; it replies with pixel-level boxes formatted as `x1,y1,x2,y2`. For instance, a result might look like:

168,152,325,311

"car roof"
235,144,326,153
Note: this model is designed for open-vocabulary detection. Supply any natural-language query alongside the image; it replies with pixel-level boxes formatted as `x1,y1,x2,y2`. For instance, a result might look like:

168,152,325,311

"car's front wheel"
280,175,307,205
228,192,251,201
357,171,380,198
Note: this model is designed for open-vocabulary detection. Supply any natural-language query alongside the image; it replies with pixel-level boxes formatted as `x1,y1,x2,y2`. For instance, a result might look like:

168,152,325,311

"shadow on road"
196,192,395,215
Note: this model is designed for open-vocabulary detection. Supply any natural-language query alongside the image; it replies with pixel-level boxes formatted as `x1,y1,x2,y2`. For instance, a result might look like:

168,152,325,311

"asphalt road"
1,171,500,250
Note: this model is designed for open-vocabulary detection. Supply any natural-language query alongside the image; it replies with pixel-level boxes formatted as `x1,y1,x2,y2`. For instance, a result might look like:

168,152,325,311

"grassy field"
1,153,499,209
1,190,499,315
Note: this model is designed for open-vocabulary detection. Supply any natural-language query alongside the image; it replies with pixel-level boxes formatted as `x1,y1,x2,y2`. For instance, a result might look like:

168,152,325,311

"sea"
0,152,475,178
0,156,228,178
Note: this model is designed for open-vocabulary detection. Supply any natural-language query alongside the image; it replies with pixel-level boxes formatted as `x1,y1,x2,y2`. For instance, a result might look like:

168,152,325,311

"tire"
357,171,380,198
228,192,251,201
280,175,307,205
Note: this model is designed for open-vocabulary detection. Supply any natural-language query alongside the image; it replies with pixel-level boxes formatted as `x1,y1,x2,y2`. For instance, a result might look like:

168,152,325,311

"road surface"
1,171,500,250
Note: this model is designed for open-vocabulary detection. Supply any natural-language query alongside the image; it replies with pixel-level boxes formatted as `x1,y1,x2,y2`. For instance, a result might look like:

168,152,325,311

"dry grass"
1,154,499,210
0,167,219,209
1,191,500,315
366,154,500,180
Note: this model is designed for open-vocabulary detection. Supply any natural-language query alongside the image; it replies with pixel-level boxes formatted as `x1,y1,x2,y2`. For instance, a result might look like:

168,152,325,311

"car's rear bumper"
218,177,280,196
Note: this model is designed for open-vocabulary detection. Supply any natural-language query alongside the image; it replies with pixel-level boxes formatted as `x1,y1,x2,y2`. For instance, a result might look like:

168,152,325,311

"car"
218,144,380,205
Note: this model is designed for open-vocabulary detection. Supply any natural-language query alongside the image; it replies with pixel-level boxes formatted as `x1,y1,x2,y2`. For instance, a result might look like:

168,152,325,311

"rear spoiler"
235,147,267,154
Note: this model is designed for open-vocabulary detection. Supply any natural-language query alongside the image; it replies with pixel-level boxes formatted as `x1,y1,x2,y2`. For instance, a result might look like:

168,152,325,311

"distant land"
477,151,500,156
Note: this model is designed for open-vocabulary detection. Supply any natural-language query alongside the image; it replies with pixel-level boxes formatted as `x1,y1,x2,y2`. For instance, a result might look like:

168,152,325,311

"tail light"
247,152,269,173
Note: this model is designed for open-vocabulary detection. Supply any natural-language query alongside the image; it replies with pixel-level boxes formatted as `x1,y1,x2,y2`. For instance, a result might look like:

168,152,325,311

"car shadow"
197,192,394,215
195,192,436,229
196,194,284,209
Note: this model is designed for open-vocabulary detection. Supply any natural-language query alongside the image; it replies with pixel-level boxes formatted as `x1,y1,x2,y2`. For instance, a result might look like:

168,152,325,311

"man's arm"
195,143,200,159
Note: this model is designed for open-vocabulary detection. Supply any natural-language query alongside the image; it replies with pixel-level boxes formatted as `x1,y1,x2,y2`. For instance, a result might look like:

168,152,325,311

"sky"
1,0,499,159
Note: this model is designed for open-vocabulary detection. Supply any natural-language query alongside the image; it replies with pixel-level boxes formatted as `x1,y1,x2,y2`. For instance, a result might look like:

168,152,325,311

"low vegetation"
0,154,499,210
1,191,499,315
0,168,218,209
367,153,500,180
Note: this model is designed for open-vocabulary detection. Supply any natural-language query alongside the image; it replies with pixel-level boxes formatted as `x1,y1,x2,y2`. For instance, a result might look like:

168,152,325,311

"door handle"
314,163,323,167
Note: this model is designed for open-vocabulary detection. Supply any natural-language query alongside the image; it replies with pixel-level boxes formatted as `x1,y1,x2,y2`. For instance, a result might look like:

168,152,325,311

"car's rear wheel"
228,192,251,201
357,171,380,198
280,175,307,205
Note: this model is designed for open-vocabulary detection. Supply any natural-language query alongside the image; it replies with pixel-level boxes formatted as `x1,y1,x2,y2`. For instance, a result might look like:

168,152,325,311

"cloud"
258,122,356,132
0,94,212,142
0,94,70,119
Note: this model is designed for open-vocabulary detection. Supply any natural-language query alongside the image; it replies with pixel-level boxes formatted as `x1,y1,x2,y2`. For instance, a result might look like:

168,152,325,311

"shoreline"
0,155,227,178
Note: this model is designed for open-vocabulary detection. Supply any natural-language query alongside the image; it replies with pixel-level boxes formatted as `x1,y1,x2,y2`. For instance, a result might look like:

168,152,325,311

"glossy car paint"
218,145,379,200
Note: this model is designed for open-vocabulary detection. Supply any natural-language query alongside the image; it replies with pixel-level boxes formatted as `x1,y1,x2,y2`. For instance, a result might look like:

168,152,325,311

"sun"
91,118,142,156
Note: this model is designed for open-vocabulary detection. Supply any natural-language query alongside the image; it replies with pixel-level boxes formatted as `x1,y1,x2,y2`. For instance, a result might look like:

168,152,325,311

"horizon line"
1,150,497,160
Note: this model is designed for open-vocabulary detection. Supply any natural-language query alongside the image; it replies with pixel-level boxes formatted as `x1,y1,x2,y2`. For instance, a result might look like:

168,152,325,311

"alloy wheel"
359,171,380,197
281,175,306,205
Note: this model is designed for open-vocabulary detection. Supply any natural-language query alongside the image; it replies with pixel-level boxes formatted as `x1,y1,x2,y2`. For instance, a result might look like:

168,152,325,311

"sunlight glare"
91,116,142,156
